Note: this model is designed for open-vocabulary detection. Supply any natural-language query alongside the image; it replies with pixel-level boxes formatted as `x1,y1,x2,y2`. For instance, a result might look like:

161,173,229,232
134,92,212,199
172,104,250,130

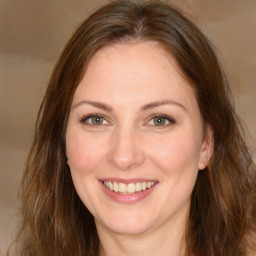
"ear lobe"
198,126,214,170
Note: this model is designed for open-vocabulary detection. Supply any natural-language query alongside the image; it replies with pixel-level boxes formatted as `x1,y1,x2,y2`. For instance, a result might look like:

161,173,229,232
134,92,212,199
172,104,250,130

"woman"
8,0,256,255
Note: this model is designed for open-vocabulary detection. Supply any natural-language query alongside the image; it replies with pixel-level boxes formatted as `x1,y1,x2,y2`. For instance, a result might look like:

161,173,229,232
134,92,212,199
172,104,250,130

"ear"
198,125,214,170
65,150,69,165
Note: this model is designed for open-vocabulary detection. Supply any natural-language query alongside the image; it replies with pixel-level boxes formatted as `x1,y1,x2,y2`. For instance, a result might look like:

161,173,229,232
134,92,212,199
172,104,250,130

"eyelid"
146,114,176,126
80,114,111,125
79,113,175,127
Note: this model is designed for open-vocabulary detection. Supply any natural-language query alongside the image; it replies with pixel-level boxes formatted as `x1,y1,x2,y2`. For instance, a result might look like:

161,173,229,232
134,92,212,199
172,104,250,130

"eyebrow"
72,99,187,112
72,100,113,112
140,99,187,112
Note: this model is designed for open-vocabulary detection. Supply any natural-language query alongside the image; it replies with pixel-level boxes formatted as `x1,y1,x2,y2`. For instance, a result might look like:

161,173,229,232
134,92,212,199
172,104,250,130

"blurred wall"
0,0,255,253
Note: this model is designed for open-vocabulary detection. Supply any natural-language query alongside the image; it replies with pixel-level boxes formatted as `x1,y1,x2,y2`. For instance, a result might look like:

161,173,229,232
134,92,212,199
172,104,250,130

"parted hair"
7,1,256,255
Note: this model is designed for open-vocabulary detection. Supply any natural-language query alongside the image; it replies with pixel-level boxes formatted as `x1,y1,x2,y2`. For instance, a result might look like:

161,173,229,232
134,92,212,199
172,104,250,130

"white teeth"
135,182,142,192
113,182,118,192
109,182,113,190
119,183,126,193
103,181,155,194
147,182,153,188
127,183,135,193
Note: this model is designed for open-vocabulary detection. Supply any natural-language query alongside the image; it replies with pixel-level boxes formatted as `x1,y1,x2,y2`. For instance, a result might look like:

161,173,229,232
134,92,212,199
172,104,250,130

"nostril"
107,130,146,170
107,151,146,170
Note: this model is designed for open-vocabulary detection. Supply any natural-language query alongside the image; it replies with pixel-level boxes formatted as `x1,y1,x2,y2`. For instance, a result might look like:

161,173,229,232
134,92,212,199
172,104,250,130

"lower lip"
99,181,157,204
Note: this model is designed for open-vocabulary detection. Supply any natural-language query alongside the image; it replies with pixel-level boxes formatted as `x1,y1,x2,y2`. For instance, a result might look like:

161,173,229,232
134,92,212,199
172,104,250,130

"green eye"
91,116,103,125
82,115,108,125
153,116,167,126
148,115,175,127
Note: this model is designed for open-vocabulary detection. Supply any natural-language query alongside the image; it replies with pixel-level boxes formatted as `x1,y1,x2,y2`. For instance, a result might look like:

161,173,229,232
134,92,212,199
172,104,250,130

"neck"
96,214,187,256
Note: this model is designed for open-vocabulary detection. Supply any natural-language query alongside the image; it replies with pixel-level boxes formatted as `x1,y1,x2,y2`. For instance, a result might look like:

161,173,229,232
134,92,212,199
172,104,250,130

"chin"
96,212,156,235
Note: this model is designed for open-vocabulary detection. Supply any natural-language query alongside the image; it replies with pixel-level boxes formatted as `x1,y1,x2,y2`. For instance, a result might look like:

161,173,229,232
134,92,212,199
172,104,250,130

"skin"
66,41,213,256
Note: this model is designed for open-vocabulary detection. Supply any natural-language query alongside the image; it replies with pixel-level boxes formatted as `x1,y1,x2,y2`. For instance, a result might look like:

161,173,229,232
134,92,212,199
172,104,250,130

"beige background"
0,0,255,253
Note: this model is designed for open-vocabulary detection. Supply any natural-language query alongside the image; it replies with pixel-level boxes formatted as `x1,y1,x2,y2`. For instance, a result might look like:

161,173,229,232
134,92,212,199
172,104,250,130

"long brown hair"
7,1,256,255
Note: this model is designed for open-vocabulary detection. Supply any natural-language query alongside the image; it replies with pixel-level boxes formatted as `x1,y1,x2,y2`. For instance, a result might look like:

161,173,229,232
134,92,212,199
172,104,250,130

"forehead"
72,41,197,111
87,40,183,82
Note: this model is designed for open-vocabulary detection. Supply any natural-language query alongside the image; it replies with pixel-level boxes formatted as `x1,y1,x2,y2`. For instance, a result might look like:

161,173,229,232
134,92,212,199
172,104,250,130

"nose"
107,126,146,170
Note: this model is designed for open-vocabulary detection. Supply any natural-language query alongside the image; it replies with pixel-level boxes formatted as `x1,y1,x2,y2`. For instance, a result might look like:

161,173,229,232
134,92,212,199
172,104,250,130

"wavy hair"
7,1,256,255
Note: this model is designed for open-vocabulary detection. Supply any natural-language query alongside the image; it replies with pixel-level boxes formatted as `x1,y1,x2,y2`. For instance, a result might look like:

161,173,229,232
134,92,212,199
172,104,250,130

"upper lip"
99,178,158,184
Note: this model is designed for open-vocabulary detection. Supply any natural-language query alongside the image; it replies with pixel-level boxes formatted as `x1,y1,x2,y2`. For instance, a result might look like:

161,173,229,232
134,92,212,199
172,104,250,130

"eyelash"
80,114,176,127
80,114,110,126
147,114,176,127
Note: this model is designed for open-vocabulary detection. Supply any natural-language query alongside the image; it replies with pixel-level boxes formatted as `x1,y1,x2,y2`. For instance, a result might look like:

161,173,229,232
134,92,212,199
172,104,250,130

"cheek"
66,130,108,173
145,131,202,176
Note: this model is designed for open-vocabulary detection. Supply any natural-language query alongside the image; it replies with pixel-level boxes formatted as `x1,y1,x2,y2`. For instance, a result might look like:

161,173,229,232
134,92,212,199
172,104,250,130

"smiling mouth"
102,181,156,194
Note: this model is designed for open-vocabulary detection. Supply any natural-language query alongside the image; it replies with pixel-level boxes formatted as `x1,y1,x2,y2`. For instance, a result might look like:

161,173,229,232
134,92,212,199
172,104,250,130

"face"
66,41,212,236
